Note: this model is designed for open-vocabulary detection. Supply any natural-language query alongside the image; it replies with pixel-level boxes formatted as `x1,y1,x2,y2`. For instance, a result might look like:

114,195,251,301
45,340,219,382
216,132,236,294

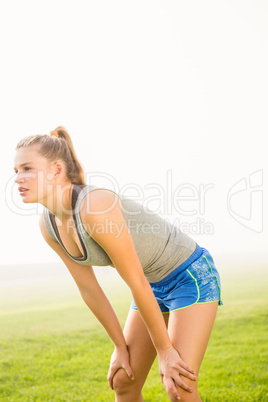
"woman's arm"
80,190,197,398
39,215,135,383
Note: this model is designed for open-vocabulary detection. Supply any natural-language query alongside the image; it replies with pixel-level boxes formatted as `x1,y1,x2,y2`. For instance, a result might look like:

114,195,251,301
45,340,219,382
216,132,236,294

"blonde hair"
15,126,85,185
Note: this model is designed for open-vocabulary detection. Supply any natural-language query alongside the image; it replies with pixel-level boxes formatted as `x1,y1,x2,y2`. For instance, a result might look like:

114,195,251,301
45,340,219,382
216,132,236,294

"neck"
42,182,75,222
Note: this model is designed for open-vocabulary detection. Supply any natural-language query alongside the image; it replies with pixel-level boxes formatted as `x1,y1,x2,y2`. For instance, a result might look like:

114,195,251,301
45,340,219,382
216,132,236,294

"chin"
21,197,31,203
21,195,36,203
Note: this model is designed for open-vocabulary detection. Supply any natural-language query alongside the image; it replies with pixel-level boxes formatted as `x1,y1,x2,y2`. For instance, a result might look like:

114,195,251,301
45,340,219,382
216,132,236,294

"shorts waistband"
150,243,203,286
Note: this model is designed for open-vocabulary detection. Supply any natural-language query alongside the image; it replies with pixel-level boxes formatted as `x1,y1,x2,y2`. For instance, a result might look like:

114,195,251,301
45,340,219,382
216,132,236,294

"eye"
13,167,32,174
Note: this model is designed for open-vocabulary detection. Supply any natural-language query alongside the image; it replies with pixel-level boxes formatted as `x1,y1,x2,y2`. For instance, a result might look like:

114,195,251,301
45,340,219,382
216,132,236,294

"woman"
14,126,223,402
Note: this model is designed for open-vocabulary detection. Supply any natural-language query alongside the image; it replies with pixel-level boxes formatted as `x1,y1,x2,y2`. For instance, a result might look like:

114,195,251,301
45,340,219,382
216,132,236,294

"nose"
15,172,26,184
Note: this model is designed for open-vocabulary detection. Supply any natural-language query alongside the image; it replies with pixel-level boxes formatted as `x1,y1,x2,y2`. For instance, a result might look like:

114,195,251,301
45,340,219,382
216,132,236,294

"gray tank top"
43,185,196,283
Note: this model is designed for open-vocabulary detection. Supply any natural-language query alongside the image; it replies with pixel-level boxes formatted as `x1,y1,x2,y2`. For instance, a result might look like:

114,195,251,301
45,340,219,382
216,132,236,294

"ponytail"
51,126,85,185
15,126,85,185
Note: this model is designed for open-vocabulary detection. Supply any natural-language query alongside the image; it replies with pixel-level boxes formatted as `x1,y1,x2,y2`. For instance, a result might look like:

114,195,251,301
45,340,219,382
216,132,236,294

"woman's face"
14,146,57,204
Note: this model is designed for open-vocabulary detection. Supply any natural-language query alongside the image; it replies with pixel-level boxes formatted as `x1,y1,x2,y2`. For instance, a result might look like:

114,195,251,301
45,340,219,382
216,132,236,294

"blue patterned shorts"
130,245,223,313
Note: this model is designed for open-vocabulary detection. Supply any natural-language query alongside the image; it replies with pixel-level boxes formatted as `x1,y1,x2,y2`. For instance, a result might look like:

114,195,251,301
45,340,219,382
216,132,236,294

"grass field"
0,260,267,401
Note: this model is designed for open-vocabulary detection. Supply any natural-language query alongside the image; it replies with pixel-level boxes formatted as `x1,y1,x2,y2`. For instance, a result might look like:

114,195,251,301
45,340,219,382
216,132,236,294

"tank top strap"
42,207,58,242
73,184,98,217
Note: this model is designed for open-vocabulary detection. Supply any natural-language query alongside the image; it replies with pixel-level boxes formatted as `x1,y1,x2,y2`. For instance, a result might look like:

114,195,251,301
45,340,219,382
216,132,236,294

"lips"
18,187,29,195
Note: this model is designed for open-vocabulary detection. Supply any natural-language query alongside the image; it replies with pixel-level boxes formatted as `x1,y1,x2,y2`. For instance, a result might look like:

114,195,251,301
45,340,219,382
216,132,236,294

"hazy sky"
1,0,267,266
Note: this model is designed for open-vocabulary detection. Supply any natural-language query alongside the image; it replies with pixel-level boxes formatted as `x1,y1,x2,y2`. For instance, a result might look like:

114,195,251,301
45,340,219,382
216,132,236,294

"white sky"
0,0,267,266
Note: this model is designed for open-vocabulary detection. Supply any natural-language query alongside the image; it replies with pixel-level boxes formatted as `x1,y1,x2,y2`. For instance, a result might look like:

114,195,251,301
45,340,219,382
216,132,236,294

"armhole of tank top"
74,185,124,239
74,185,97,216
74,185,121,216
42,208,58,242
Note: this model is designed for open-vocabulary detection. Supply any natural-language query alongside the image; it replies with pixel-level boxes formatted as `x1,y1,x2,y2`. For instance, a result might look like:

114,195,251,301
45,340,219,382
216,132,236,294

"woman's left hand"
158,347,197,401
107,345,135,390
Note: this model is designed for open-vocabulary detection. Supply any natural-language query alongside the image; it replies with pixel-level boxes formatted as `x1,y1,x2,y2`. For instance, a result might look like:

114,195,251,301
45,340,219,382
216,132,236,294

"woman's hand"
158,347,197,401
107,345,135,390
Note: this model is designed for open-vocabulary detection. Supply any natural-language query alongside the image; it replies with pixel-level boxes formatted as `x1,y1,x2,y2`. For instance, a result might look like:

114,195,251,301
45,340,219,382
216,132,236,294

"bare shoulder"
80,188,122,220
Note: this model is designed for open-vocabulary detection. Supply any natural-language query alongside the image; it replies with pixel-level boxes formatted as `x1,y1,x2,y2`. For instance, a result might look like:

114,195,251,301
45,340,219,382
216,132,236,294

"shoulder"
80,188,122,220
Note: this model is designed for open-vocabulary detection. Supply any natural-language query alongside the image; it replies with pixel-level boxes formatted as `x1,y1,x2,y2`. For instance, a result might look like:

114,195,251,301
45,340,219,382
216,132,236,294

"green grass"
0,262,267,401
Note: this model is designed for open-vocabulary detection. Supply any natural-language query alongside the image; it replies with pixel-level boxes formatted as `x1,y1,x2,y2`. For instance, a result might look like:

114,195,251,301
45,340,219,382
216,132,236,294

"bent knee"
113,368,137,395
176,374,201,402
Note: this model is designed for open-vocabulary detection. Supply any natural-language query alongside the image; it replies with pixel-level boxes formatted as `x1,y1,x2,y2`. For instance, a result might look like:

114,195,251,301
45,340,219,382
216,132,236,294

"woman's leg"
168,301,219,402
113,309,169,402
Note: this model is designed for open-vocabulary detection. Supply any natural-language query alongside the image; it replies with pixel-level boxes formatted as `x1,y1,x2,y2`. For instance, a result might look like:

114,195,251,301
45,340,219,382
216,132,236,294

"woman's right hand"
107,345,135,390
158,346,197,401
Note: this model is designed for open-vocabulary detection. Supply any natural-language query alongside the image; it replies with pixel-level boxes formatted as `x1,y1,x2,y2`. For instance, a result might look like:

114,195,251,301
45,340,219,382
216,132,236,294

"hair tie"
50,130,59,138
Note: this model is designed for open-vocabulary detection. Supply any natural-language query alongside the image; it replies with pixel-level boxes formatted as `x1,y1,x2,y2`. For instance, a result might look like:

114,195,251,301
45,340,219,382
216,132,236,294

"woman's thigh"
168,301,219,399
113,309,169,393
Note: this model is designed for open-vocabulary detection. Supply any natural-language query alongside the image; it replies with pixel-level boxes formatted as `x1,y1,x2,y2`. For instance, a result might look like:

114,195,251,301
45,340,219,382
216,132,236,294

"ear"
51,161,64,177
